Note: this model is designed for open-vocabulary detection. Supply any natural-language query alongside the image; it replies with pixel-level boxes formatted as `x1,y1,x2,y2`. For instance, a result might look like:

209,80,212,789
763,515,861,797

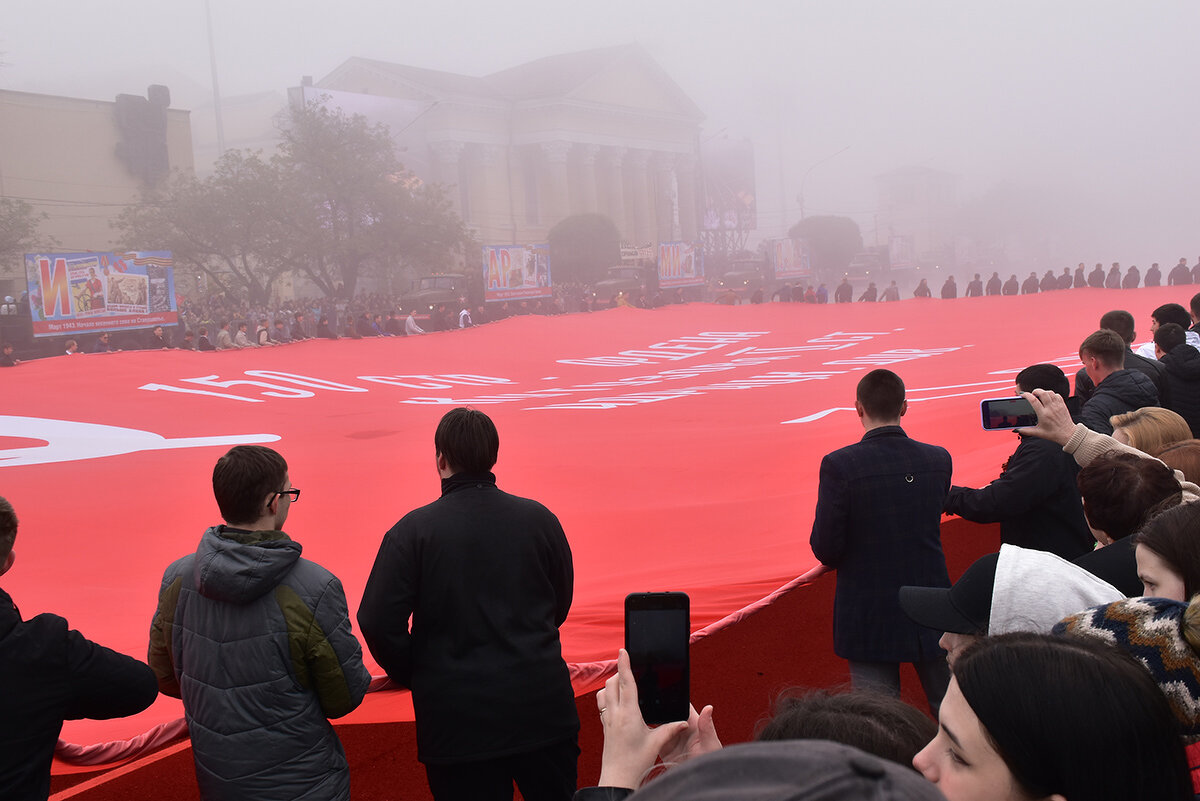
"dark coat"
966,279,983,297
1088,267,1106,287
986,275,1002,295
1169,264,1193,285
358,473,579,764
1145,265,1162,286
1121,266,1140,289
1159,343,1200,436
1074,267,1087,288
1074,535,1140,596
1021,275,1040,294
939,280,956,299
1002,277,1019,295
944,434,1093,560
1079,368,1159,434
1105,267,1122,288
1,588,157,800
1074,348,1166,405
810,426,951,662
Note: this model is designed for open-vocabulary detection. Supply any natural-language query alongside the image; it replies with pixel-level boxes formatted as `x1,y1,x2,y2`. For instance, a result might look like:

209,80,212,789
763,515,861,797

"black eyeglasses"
274,488,301,503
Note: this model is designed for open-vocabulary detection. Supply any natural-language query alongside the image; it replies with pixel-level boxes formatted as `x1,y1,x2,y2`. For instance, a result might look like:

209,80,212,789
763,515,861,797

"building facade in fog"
312,44,705,247
0,88,193,286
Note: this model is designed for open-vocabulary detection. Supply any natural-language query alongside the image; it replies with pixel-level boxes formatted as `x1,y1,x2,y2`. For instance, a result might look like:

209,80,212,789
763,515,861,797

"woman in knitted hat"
915,631,1191,801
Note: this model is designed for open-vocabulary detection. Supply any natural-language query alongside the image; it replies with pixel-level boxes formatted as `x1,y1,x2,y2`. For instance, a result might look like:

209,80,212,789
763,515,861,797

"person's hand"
595,649,690,789
1015,388,1076,445
658,703,722,767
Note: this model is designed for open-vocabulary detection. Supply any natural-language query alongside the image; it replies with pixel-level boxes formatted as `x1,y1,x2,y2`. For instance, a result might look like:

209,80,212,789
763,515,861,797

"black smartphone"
624,592,690,725
980,396,1037,430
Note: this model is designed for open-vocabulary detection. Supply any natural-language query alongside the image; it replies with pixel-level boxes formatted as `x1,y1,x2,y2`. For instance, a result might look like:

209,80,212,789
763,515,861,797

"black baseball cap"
899,551,999,635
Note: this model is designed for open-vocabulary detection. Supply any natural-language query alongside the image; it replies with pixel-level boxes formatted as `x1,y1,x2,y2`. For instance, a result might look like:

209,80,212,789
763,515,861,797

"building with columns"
312,45,705,248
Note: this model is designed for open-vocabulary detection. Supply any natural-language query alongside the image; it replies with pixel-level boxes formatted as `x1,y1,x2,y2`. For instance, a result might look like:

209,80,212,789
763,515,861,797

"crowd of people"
8,282,1200,801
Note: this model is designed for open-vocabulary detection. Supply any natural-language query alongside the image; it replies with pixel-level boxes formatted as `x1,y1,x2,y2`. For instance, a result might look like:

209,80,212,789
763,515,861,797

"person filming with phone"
944,364,1094,559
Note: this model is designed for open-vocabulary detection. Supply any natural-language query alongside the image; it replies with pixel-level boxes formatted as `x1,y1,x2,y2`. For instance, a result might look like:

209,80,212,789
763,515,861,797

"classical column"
600,147,626,242
652,152,678,243
429,139,465,216
675,153,699,242
540,140,572,230
574,144,600,214
470,143,508,243
627,148,654,245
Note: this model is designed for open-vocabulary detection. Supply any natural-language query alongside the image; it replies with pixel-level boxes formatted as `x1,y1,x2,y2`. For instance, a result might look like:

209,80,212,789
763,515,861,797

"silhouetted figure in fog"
1073,263,1087,288
986,272,1002,295
773,283,793,302
834,278,853,303
1058,268,1073,289
1002,275,1019,295
966,274,983,297
1122,265,1140,289
1105,263,1122,289
1145,263,1162,287
1170,258,1193,285
1021,273,1040,294
881,281,900,302
1040,271,1057,292
1192,257,1200,283
858,282,878,302
913,279,931,298
816,284,828,303
940,276,956,299
1088,263,1106,287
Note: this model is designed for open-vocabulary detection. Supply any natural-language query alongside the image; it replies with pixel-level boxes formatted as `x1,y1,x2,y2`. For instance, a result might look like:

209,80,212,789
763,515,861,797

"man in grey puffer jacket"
149,446,371,801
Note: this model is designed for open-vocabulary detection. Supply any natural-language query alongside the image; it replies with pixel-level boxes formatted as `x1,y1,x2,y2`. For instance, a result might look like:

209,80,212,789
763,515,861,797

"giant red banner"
0,286,1181,751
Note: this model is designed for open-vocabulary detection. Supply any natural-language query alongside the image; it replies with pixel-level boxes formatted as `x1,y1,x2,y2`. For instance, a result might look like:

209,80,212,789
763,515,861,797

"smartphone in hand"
980,396,1037,430
624,592,690,725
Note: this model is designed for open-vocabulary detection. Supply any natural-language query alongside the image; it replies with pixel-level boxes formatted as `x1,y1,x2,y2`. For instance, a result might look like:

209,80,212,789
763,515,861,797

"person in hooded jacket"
1077,329,1159,435
1154,323,1200,437
149,446,370,801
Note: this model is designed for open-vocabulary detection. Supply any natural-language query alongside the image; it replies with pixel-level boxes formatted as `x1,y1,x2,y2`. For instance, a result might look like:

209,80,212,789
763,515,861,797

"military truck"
400,273,472,327
591,264,659,306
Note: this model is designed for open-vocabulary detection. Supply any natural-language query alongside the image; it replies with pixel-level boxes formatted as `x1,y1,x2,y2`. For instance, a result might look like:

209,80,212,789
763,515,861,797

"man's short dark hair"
1152,303,1191,329
1076,452,1181,540
1154,322,1187,352
435,408,499,474
856,370,905,421
0,496,17,565
1079,329,1125,369
212,446,288,525
1097,310,1135,344
1015,364,1070,399
1190,292,1200,321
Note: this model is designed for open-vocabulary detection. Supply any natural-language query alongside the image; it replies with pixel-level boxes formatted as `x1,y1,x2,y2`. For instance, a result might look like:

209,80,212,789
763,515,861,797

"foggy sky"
3,0,1198,266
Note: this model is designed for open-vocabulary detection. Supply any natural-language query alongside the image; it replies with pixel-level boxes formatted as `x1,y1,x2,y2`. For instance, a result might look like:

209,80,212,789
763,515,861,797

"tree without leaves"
788,215,863,277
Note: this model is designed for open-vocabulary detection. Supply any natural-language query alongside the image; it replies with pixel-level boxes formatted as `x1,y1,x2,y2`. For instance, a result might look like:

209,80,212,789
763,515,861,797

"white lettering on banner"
824,347,959,366
357,374,515,388
558,331,769,366
243,371,368,392
528,372,842,410
0,416,278,468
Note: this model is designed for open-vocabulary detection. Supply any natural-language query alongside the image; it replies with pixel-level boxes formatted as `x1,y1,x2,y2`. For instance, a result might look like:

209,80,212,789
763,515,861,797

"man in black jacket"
1154,323,1200,437
0,496,157,800
986,272,1002,295
943,365,1093,559
1074,310,1166,405
1077,329,1159,434
359,409,579,801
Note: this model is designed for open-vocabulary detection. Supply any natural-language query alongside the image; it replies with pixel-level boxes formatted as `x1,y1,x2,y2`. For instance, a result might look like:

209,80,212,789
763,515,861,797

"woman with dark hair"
755,686,935,769
1073,451,1183,594
915,632,1191,801
1131,503,1200,600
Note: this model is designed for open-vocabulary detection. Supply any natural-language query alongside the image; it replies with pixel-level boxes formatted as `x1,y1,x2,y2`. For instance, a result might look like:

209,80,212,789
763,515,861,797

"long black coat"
358,472,579,764
1079,368,1159,435
810,426,951,662
1160,343,1200,436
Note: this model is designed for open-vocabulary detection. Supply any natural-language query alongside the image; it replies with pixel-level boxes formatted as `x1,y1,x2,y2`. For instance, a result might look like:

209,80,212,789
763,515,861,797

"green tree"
277,102,469,297
117,101,470,302
547,213,621,285
788,215,863,277
1,197,55,278
116,150,290,305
